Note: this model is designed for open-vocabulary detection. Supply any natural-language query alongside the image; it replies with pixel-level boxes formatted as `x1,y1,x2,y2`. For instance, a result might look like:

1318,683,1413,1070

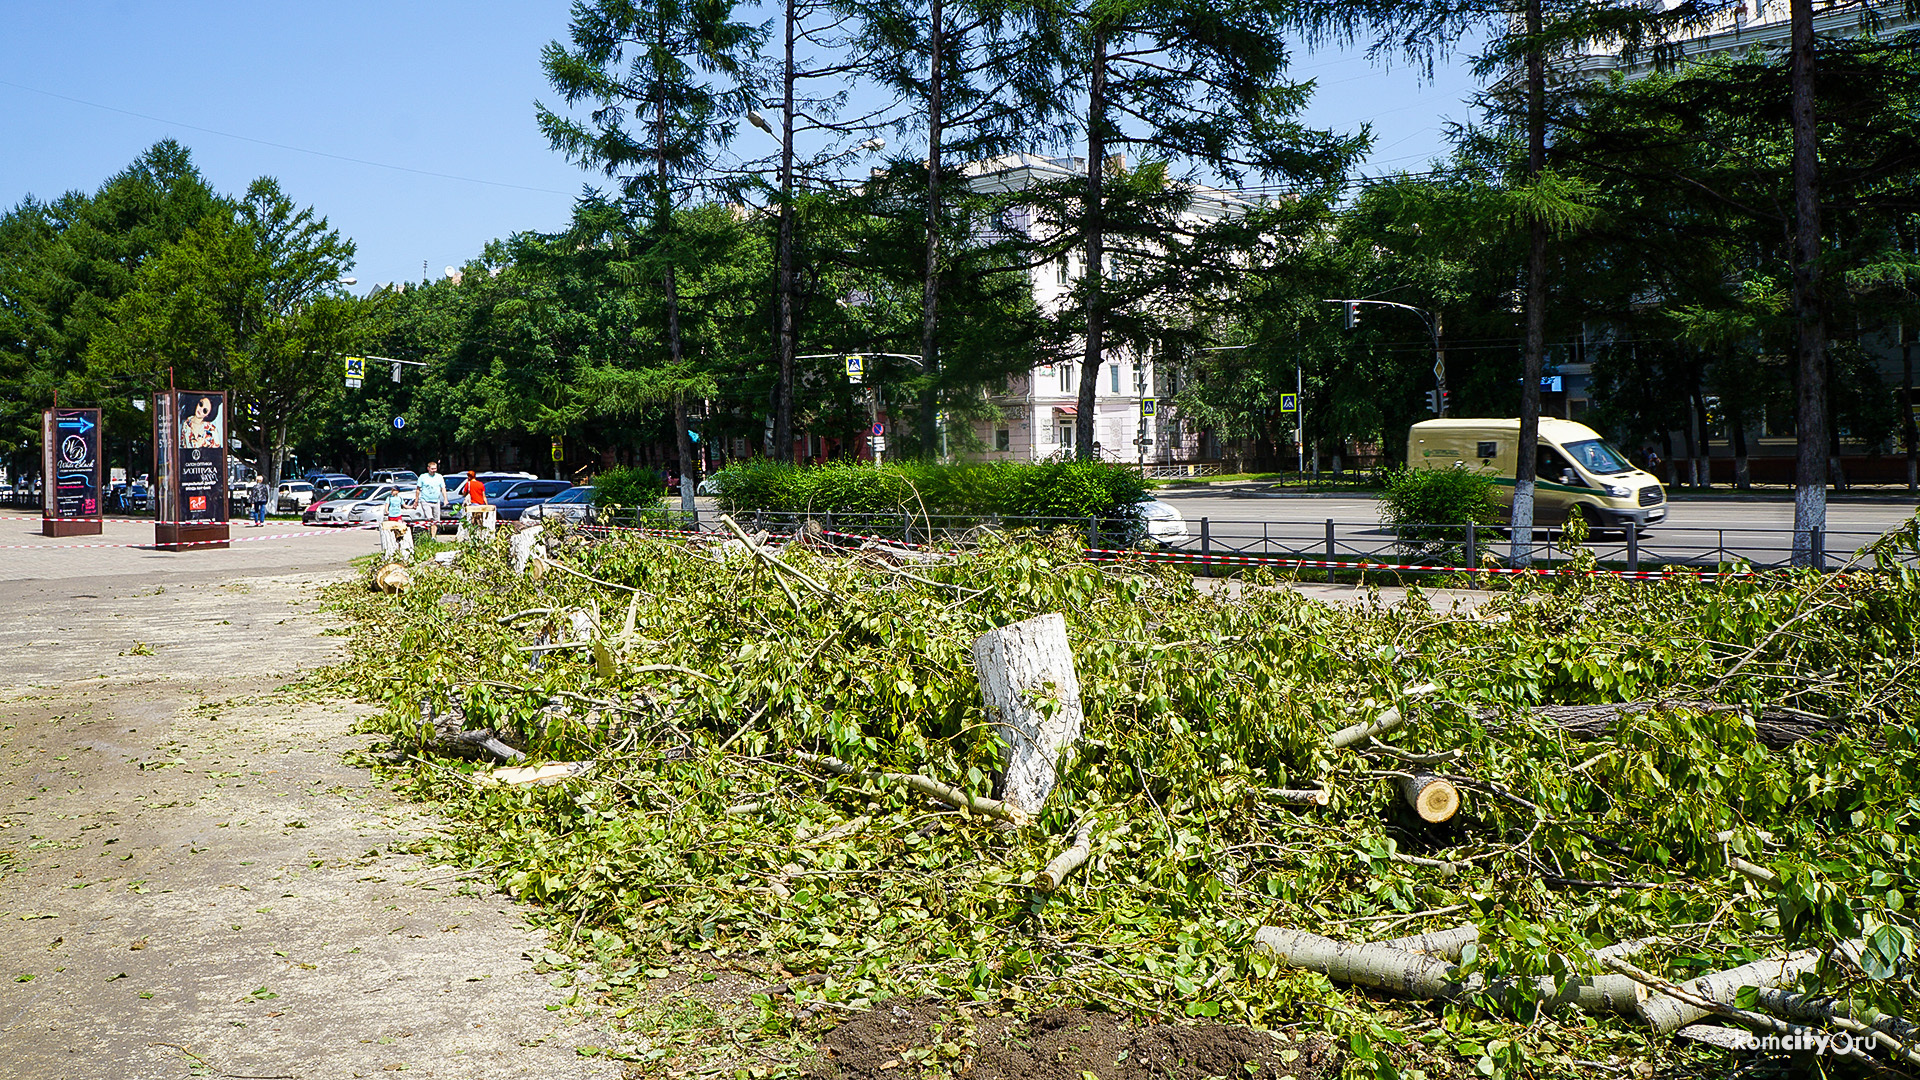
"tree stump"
1398,772,1461,823
971,613,1084,820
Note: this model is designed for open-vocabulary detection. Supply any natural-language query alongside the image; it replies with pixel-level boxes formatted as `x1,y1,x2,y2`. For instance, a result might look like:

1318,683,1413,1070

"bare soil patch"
810,1000,1332,1080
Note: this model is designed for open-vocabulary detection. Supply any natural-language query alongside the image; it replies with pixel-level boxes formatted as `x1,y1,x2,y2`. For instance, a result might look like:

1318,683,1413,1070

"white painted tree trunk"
970,613,1084,819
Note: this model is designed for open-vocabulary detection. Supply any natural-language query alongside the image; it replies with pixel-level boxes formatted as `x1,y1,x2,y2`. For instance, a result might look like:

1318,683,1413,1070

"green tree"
1044,0,1364,460
540,0,765,511
0,141,222,477
86,177,356,486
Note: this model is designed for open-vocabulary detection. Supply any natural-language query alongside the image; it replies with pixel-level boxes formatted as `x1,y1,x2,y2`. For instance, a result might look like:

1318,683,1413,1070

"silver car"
1136,498,1189,546
522,485,597,524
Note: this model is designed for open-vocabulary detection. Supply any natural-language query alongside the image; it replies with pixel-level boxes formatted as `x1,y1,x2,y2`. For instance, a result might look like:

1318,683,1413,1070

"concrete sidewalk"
0,531,619,1079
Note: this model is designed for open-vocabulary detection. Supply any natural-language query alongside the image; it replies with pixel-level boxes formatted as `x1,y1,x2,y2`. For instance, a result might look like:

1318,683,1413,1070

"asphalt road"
1151,489,1920,568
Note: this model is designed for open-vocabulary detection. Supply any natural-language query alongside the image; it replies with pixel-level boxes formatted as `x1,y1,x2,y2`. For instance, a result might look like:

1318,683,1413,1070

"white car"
1136,498,1189,546
522,485,597,524
276,481,315,511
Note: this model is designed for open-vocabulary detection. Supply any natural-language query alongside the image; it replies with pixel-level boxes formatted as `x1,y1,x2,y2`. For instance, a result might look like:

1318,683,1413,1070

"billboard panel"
43,408,103,519
175,391,228,522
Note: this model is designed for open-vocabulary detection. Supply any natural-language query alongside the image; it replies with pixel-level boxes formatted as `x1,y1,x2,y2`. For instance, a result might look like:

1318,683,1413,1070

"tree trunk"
1511,0,1547,568
1257,927,1646,1015
970,613,1084,819
772,0,799,463
918,0,944,460
1076,29,1108,461
1639,949,1821,1035
1788,0,1827,565
1478,700,1843,749
1398,772,1461,823
1381,924,1477,960
1904,321,1916,492
1730,398,1751,489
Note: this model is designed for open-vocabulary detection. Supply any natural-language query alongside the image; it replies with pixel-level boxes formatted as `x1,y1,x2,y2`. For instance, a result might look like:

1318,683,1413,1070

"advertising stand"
153,389,230,551
42,407,104,537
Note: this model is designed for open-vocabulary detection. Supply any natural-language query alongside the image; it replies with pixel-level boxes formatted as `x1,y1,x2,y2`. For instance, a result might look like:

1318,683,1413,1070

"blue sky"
1,1,1485,290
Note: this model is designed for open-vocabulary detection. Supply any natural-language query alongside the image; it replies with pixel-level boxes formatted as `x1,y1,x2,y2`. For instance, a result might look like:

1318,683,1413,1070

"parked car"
370,468,419,486
305,484,393,526
485,479,575,521
308,473,358,497
521,485,597,524
276,481,316,512
1134,498,1189,546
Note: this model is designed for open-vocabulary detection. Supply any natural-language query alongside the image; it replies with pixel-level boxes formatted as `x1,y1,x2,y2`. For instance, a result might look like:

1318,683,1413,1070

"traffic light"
1424,390,1439,413
1345,301,1362,329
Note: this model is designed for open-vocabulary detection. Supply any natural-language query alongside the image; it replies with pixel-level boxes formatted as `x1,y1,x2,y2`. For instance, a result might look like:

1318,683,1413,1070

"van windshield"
1562,439,1633,475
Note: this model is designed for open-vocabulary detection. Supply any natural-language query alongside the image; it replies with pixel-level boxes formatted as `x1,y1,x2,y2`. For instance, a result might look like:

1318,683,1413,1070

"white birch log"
1036,822,1094,893
1638,949,1822,1034
1255,927,1468,999
1381,924,1478,960
1329,707,1404,750
1257,927,1646,1016
970,613,1084,819
511,524,546,575
1397,773,1461,823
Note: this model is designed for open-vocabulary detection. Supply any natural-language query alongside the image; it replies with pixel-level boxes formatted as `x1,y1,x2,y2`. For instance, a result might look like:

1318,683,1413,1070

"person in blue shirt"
380,486,417,561
416,462,447,525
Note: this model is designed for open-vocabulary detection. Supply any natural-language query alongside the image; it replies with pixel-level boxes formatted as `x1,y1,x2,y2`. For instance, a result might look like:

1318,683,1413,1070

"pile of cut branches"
318,517,1920,1078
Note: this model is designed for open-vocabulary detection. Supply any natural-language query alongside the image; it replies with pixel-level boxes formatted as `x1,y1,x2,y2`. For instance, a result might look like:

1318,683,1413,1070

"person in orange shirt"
460,470,487,507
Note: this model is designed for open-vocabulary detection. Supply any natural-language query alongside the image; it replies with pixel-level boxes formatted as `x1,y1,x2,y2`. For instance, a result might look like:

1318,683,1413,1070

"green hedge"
592,465,664,511
710,460,1148,523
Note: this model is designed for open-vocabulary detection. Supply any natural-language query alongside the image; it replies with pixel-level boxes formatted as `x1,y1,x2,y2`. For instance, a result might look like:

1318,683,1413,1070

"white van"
1407,418,1666,530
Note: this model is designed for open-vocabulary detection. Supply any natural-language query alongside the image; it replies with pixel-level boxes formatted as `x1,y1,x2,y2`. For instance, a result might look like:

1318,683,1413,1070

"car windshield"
551,487,591,504
483,480,521,498
329,485,379,501
1561,439,1633,475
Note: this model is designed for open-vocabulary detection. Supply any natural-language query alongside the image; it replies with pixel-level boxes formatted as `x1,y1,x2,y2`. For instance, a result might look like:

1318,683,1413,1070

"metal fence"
585,507,1904,574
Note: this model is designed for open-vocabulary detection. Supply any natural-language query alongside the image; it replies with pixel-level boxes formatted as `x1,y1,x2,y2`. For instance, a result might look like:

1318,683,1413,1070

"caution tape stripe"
0,525,379,550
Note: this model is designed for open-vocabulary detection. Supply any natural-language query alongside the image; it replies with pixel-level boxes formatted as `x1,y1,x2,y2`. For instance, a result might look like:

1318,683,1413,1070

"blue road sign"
393,416,406,430
1280,393,1298,413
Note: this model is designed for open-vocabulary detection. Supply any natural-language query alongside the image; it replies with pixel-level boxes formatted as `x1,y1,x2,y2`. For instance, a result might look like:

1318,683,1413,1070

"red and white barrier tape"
1,524,378,550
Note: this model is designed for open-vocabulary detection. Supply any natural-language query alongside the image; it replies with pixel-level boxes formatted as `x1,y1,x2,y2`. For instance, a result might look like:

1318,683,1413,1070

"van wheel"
1574,505,1616,539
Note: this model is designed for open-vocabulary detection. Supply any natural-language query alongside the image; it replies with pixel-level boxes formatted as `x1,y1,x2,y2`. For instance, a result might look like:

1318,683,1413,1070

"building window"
1057,258,1070,284
1109,364,1120,393
995,428,1011,452
1059,363,1074,392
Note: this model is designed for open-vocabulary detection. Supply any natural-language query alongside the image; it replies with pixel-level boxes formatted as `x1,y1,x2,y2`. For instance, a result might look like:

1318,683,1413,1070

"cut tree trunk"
971,613,1084,819
1479,701,1843,749
1398,773,1461,823
1639,949,1822,1034
1381,924,1477,960
1255,927,1645,1016
1254,928,1467,999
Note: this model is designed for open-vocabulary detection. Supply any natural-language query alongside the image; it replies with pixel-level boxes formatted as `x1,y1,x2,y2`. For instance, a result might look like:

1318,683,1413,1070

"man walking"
417,462,447,531
248,474,271,527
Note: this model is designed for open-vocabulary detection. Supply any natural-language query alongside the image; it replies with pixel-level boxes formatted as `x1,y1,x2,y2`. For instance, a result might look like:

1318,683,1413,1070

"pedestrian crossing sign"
344,356,365,379
1281,393,1298,413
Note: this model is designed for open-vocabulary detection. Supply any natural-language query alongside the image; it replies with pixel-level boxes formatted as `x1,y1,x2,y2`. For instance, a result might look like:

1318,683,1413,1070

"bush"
1378,466,1502,561
592,466,663,512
